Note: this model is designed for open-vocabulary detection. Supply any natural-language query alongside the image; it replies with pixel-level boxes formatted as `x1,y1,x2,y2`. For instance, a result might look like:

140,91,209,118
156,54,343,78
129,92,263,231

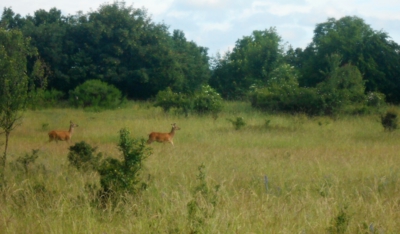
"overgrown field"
1,102,399,233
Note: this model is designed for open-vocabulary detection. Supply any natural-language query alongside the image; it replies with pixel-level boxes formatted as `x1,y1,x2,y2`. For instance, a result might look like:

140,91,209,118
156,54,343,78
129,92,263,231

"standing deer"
48,121,78,143
147,123,181,146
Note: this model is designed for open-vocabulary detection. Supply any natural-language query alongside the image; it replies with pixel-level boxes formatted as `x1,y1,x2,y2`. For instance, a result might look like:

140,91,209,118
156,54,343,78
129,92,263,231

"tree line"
1,1,400,104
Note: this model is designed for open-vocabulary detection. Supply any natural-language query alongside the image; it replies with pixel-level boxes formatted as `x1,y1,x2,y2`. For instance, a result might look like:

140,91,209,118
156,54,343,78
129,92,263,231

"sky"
2,0,400,56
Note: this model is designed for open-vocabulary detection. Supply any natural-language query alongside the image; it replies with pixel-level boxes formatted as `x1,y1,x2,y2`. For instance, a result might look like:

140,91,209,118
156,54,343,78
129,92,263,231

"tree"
1,2,212,100
0,28,37,181
210,28,284,99
170,30,210,94
316,54,366,114
299,16,400,103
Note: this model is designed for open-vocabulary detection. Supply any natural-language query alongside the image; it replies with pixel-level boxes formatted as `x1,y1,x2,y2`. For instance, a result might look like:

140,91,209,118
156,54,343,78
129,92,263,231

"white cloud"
181,0,229,9
199,22,232,33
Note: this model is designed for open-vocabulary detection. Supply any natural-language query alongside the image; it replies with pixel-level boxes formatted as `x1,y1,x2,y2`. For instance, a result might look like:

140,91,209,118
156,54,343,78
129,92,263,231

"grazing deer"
48,121,78,143
147,123,181,146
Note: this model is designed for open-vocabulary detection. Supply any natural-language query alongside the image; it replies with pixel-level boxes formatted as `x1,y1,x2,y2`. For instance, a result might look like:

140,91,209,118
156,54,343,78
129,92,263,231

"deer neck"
69,125,75,135
169,127,175,137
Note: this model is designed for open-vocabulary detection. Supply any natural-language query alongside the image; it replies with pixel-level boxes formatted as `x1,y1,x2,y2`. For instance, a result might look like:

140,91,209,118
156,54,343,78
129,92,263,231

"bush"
68,141,102,171
317,56,366,115
250,57,368,116
28,89,65,109
381,108,398,131
154,85,223,117
226,117,246,130
250,86,324,115
69,80,123,110
154,87,192,114
42,89,65,106
97,128,151,198
192,85,223,115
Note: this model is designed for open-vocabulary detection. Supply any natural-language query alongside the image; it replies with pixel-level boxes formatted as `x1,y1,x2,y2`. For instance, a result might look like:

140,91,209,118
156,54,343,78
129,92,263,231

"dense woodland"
1,1,400,109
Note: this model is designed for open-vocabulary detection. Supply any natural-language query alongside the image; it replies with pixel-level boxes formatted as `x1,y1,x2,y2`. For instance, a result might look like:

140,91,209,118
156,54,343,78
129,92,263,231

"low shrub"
192,85,223,115
226,117,246,130
68,141,102,171
69,79,123,110
381,108,398,131
96,128,151,199
28,89,65,109
154,85,223,117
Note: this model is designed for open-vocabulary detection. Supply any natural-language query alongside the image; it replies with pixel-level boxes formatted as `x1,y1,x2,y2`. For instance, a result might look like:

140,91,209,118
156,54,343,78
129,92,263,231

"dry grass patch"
0,102,399,233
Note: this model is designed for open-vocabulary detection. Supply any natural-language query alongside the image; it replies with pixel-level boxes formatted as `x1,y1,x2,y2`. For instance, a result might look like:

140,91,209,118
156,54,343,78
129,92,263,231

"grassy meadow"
1,101,400,233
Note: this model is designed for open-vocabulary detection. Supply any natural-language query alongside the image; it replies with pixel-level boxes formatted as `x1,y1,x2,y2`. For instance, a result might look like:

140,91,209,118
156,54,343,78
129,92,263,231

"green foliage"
250,85,324,115
251,54,368,116
210,28,284,99
317,55,366,115
15,149,39,175
366,92,386,107
97,128,151,197
192,85,223,115
28,89,64,109
154,85,223,116
0,28,41,181
226,117,246,130
68,141,102,171
154,87,191,113
69,79,123,110
187,164,219,234
171,30,211,94
1,4,211,100
381,108,398,131
299,16,400,103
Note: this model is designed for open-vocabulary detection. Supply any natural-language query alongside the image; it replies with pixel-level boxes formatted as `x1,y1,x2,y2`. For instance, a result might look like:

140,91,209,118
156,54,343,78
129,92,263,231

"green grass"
0,101,399,233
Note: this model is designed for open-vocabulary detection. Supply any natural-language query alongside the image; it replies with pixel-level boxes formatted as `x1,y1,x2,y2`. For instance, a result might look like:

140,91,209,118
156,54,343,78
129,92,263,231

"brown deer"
147,123,181,146
48,121,78,143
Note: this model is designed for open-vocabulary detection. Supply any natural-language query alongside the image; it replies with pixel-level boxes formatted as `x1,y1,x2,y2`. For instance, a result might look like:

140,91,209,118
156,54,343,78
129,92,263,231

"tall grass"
0,101,399,233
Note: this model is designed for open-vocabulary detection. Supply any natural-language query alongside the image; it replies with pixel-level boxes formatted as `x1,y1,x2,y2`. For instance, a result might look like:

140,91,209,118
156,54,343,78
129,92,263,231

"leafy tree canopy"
210,28,285,99
298,16,400,103
0,1,211,100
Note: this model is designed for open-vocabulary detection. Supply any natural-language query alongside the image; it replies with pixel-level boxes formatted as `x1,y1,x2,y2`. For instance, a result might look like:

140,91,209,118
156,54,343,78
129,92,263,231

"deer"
147,123,181,146
48,121,78,143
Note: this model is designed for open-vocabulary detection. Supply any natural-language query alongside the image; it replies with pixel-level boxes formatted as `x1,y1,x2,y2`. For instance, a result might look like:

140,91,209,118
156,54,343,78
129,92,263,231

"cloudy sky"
2,0,400,56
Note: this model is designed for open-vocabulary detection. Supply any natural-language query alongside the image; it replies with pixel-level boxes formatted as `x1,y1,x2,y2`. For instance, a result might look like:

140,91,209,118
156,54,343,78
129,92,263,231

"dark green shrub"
154,87,192,115
381,108,398,131
69,79,123,109
226,117,246,130
97,128,151,197
68,141,102,171
251,55,368,116
28,89,65,109
42,89,65,106
250,86,324,115
154,85,223,117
